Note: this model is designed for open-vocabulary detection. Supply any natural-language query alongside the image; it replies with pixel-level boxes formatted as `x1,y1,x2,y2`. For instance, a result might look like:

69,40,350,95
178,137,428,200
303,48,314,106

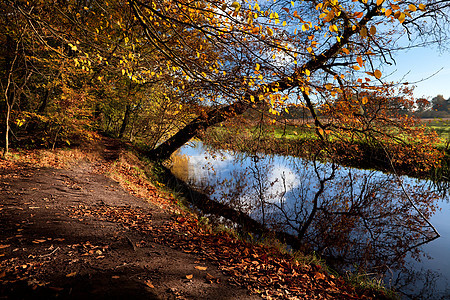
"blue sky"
385,46,450,100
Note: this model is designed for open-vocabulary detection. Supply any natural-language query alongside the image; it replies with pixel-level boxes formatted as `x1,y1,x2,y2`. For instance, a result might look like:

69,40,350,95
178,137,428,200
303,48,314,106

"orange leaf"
314,272,326,280
195,266,207,271
186,274,194,279
66,272,77,277
356,56,363,67
0,244,10,249
374,69,382,79
32,239,47,244
145,280,154,288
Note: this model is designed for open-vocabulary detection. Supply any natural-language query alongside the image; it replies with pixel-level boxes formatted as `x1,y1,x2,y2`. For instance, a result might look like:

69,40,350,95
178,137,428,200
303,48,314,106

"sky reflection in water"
173,141,450,299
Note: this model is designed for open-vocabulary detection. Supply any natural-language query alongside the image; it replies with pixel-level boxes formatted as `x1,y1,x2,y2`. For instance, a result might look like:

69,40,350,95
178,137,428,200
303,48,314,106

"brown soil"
0,142,260,300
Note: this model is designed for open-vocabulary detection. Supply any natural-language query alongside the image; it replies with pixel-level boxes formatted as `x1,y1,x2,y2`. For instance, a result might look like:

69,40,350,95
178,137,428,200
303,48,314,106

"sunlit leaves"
231,2,241,12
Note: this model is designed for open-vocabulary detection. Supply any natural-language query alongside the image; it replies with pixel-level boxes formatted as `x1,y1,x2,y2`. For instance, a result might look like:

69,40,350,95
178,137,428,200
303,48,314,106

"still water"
171,141,450,299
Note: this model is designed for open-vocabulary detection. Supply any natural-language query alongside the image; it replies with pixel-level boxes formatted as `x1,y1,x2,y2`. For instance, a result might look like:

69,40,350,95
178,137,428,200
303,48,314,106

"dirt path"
0,146,260,299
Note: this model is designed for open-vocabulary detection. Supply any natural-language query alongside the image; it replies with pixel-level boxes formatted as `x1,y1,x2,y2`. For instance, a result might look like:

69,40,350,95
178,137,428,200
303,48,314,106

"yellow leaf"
68,43,77,51
231,1,241,12
329,24,338,32
186,274,193,279
255,63,260,71
362,97,368,104
409,4,417,11
195,266,207,271
418,4,426,11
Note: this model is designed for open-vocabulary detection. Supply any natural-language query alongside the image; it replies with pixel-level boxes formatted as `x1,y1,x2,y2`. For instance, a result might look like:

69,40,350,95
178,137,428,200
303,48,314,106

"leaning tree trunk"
146,100,249,161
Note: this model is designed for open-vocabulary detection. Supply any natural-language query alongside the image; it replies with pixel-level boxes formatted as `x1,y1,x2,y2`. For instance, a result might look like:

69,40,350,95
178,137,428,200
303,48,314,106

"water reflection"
170,141,449,299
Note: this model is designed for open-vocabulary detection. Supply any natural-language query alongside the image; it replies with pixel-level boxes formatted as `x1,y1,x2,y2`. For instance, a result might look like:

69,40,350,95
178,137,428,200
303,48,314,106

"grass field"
265,119,450,147
422,119,450,141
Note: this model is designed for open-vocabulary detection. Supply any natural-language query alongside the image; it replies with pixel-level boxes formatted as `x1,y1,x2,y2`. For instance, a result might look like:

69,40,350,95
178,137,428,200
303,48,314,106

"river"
170,141,450,299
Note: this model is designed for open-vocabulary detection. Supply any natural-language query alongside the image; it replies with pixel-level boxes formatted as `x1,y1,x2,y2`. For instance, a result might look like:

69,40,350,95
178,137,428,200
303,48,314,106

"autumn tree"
4,0,448,159
124,0,450,163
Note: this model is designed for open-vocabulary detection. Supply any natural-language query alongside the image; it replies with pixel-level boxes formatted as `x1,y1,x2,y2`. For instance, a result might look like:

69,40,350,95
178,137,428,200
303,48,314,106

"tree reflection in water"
170,143,445,297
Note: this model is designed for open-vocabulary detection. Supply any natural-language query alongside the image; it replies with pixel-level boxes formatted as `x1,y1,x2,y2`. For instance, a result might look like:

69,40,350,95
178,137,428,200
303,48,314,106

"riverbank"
0,137,394,299
200,121,449,182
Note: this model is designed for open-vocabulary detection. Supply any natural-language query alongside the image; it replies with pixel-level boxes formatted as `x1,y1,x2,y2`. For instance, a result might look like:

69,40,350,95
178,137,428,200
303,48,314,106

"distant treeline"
416,95,450,119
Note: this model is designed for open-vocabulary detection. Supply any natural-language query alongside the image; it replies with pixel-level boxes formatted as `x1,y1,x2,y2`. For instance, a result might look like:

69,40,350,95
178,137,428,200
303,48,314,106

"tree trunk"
119,104,131,138
146,100,249,161
4,101,11,156
37,89,49,113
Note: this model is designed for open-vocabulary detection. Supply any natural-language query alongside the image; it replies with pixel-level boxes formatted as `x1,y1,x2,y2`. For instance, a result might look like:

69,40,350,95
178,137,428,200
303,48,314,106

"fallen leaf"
145,280,154,288
205,273,216,282
0,244,11,249
66,272,77,277
195,266,207,271
111,276,120,279
314,272,326,280
186,274,193,279
32,239,47,244
49,287,64,292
